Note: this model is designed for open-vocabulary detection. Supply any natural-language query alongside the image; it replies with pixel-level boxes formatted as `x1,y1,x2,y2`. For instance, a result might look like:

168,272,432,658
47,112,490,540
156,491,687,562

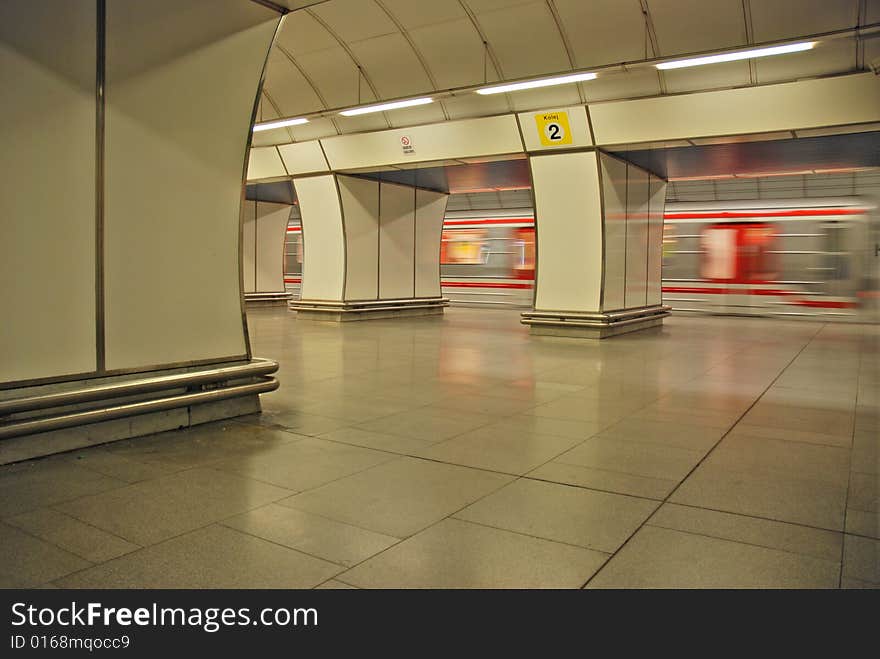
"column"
0,0,282,462
243,200,293,306
291,174,449,321
521,150,669,338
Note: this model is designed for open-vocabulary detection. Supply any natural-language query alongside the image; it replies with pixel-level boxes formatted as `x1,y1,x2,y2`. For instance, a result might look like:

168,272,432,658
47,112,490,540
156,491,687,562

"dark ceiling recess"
245,180,296,204
350,158,531,194
609,132,880,180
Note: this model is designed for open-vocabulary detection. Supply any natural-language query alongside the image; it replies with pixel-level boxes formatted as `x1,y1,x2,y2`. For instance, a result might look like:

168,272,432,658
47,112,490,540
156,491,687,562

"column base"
245,292,292,307
0,359,279,464
521,305,670,339
291,297,448,322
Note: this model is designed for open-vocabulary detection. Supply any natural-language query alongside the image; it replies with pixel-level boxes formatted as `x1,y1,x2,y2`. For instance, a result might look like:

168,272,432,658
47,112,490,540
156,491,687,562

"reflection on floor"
1,308,877,588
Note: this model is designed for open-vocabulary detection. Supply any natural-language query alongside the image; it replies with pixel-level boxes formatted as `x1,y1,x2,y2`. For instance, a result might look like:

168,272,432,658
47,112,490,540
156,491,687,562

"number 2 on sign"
535,111,573,147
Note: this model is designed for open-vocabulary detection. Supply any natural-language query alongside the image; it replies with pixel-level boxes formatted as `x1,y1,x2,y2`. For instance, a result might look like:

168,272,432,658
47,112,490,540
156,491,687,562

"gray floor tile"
528,461,676,500
317,427,437,455
55,468,292,546
0,461,125,518
553,437,705,483
587,525,840,588
212,438,395,492
671,463,848,531
727,423,852,448
354,409,493,442
842,534,879,584
61,450,180,483
279,457,513,538
105,422,300,469
705,435,851,487
221,504,398,567
456,478,658,553
0,521,91,587
6,508,140,563
489,414,603,440
338,518,608,589
593,418,726,451
847,472,878,512
55,525,342,588
648,503,842,562
315,579,358,589
845,508,879,538
412,425,581,475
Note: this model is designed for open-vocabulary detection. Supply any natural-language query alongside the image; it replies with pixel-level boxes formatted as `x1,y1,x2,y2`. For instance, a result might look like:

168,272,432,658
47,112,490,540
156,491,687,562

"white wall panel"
255,201,290,292
321,115,524,170
242,202,256,292
379,183,416,299
277,141,329,175
647,178,666,306
295,175,345,301
247,146,287,180
590,74,880,145
104,0,277,370
0,0,97,383
624,167,650,309
601,155,627,311
339,176,379,301
414,189,448,298
531,152,603,313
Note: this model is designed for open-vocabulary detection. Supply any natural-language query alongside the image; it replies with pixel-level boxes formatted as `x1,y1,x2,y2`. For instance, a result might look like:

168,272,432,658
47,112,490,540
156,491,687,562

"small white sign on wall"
400,135,415,155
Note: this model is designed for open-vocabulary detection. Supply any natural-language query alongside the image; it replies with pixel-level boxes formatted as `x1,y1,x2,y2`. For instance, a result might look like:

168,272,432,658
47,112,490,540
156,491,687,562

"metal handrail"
0,358,279,417
0,377,279,440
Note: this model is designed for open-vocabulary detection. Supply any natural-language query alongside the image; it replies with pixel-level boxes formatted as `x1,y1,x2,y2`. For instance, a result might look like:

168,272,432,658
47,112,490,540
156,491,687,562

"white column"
292,174,448,321
522,150,669,338
243,200,292,305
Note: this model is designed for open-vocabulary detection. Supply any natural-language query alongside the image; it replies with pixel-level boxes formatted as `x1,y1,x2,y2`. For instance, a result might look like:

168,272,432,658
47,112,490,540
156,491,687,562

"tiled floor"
1,307,878,589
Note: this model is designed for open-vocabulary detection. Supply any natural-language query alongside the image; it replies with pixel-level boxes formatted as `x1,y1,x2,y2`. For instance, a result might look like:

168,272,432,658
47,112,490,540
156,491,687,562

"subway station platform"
1,308,877,589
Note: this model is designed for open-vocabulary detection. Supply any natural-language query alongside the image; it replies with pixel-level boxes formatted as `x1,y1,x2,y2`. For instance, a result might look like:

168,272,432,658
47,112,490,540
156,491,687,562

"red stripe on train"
662,286,857,309
664,208,864,220
284,278,301,284
441,281,533,289
443,218,534,226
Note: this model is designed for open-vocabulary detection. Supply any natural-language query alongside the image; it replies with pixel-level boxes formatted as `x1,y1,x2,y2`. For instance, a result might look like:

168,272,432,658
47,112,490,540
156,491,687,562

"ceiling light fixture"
656,41,816,70
339,97,434,116
475,72,597,95
252,117,309,132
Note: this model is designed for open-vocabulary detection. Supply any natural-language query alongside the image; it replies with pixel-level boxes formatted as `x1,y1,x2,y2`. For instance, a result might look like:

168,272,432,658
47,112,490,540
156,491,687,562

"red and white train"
284,197,879,320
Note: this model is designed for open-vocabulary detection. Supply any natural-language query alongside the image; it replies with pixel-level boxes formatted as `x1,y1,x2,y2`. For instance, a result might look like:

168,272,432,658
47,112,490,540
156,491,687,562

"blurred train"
283,197,879,321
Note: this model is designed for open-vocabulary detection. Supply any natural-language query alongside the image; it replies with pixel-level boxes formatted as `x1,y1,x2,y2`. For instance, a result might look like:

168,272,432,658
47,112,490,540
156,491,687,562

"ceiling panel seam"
457,0,513,112
545,0,586,104
857,0,867,70
373,0,451,121
640,0,667,94
305,6,392,128
260,88,298,141
742,0,758,84
275,42,343,135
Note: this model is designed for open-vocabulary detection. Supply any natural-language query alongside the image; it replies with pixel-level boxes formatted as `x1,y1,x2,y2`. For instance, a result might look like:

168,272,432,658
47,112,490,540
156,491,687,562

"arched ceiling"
253,0,880,145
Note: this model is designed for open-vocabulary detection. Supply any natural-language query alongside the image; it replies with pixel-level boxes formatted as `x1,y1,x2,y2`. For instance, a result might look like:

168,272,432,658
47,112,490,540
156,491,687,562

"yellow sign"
535,111,572,147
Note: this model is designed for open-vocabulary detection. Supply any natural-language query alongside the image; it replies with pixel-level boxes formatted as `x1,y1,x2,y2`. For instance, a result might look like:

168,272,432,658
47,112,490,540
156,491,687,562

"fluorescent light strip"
339,97,434,116
476,72,597,95
656,41,816,70
252,117,309,132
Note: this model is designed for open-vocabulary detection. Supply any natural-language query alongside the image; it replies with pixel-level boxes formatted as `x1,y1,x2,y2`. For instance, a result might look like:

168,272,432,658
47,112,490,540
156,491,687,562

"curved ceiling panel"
649,0,746,54
256,0,871,140
472,1,570,78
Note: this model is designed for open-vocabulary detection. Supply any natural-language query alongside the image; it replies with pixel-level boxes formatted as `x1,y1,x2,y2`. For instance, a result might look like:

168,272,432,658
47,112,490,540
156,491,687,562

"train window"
440,229,488,264
512,227,535,279
821,222,850,281
700,223,778,282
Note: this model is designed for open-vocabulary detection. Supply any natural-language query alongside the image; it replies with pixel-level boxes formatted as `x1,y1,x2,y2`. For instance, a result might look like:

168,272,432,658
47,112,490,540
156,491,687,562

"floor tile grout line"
643,521,840,564
447,515,615,556
580,320,829,589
